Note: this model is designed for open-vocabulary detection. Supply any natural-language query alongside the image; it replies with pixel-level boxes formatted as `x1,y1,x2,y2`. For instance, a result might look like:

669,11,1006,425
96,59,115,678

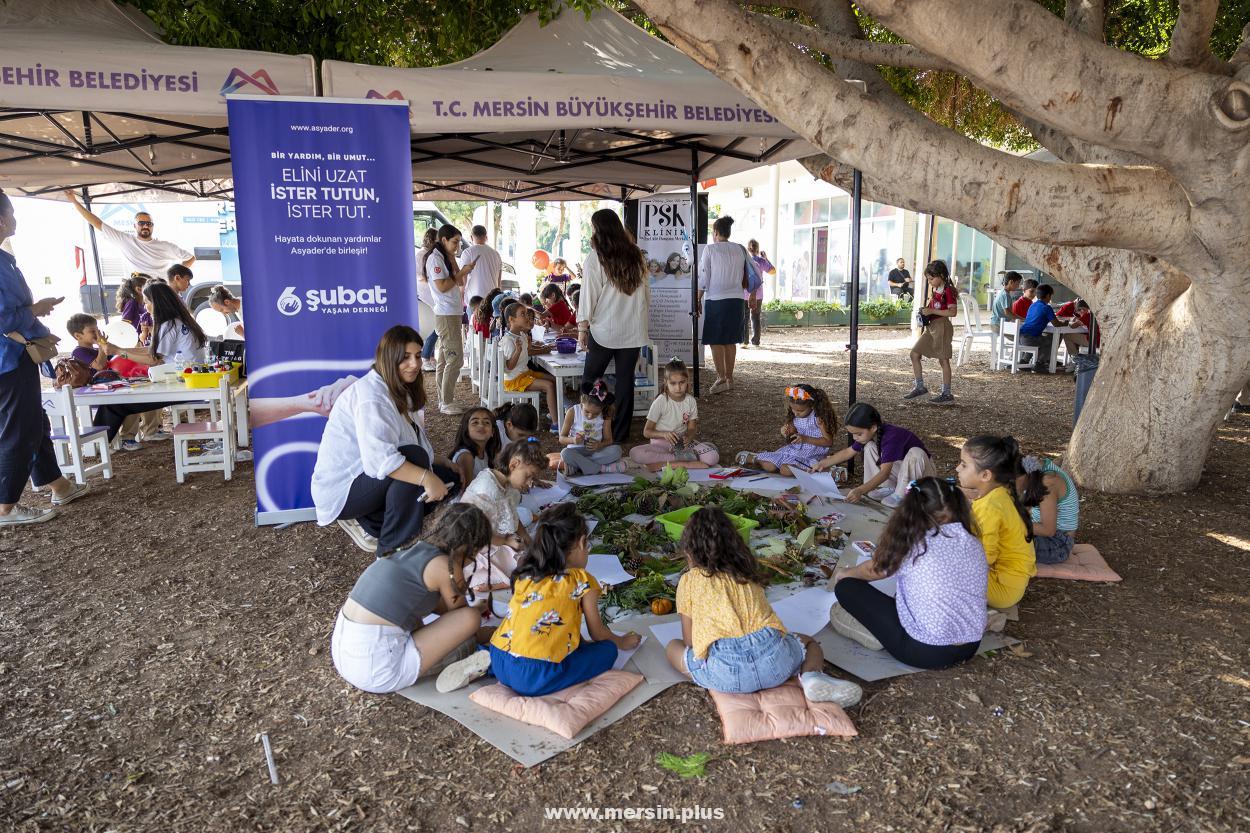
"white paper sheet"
649,619,683,647
611,635,645,671
565,472,637,486
725,474,798,492
851,541,898,597
770,587,840,636
587,553,635,586
792,469,846,500
520,478,573,514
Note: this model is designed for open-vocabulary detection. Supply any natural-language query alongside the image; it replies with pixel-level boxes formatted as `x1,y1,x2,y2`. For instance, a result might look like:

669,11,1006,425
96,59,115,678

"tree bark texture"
633,0,1250,494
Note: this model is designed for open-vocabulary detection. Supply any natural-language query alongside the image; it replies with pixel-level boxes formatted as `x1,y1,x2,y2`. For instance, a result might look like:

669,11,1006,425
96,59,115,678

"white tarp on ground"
0,0,315,195
322,7,817,194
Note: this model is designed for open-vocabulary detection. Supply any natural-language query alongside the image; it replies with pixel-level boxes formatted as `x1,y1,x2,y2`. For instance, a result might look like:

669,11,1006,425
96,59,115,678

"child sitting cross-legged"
450,407,501,488
957,436,1037,609
813,402,936,507
629,358,719,470
558,379,628,475
1017,453,1080,565
830,477,988,669
458,439,547,594
736,384,836,476
664,507,862,706
436,503,642,695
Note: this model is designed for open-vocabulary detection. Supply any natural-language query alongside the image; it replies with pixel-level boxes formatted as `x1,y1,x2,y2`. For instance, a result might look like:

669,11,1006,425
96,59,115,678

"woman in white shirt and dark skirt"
312,325,461,555
699,216,752,395
577,209,651,444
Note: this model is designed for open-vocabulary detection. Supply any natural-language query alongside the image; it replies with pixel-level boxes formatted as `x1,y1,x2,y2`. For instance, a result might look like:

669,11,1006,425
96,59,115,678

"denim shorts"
685,627,805,694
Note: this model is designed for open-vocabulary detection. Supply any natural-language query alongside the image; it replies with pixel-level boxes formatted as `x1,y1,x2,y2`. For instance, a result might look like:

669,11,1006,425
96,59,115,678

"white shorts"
330,609,421,694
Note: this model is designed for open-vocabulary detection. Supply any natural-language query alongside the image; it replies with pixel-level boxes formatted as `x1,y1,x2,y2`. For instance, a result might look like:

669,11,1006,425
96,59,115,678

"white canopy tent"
322,7,817,202
0,0,316,200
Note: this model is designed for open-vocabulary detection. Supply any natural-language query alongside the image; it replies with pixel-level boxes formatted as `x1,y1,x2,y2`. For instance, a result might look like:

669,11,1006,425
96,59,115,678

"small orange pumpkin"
650,598,674,615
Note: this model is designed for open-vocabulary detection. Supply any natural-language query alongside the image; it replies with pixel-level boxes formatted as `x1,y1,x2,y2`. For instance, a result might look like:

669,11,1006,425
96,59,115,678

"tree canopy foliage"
124,0,1250,152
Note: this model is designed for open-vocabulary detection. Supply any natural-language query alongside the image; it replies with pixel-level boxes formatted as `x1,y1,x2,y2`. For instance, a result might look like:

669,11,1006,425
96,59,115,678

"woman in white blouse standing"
311,325,460,554
577,209,650,444
698,216,754,395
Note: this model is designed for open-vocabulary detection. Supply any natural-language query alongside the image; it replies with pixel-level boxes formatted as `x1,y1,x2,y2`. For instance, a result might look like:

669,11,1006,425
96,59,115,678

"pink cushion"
708,679,857,745
469,671,643,739
1034,543,1121,583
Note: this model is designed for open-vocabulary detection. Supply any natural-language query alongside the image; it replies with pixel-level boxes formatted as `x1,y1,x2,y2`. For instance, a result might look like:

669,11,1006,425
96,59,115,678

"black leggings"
834,579,980,670
582,334,640,445
337,444,460,555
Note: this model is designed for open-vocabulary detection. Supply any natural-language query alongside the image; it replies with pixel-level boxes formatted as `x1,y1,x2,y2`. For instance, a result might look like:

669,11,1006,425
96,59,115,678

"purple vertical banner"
227,96,416,524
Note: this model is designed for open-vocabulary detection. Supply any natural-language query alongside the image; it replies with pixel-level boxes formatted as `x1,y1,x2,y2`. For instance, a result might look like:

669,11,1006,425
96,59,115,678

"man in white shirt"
65,190,195,276
459,225,502,305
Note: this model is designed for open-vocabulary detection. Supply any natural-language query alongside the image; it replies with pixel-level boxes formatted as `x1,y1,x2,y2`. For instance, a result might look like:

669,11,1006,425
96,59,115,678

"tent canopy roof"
0,0,314,199
323,8,815,201
1,3,811,202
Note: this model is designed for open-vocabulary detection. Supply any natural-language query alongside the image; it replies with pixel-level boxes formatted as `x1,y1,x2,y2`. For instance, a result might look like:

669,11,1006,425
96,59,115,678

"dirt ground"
2,326,1248,833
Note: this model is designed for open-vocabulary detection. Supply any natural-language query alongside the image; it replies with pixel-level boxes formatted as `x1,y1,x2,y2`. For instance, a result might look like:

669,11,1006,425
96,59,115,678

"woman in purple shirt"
814,402,937,507
742,239,773,348
830,477,988,669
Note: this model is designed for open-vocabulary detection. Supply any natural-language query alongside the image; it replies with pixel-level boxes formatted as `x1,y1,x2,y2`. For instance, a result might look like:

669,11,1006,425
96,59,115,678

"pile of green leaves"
591,519,674,567
599,572,675,621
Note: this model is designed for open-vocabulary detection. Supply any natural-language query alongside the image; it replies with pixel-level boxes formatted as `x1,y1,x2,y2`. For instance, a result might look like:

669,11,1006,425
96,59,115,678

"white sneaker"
51,482,90,507
142,429,172,442
439,403,466,416
0,504,57,526
735,451,755,467
120,439,143,452
435,649,492,693
867,485,895,501
880,492,903,509
337,519,377,553
829,603,884,651
799,671,862,708
234,449,254,463
708,378,729,395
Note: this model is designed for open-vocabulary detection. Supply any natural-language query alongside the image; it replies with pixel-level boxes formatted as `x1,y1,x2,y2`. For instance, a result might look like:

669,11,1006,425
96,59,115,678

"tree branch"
1064,0,1104,40
748,13,950,71
633,0,1197,262
853,0,1233,168
1167,0,1221,69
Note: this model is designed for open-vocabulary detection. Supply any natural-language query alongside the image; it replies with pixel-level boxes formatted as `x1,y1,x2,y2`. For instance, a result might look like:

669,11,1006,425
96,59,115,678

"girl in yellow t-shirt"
436,503,640,696
664,507,861,706
956,435,1037,609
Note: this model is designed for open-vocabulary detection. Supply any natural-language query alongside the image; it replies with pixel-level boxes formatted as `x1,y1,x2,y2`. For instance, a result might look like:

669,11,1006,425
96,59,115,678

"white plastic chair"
956,292,998,369
43,385,112,484
467,330,483,391
994,319,1017,370
1000,320,1040,374
487,340,541,412
171,375,235,483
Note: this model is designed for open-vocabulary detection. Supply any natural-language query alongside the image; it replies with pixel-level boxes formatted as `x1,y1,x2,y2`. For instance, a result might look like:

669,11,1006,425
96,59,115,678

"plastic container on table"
655,505,760,545
182,362,242,389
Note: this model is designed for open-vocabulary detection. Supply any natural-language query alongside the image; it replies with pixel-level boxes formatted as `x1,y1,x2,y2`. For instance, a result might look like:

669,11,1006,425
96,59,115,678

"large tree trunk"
1067,274,1250,492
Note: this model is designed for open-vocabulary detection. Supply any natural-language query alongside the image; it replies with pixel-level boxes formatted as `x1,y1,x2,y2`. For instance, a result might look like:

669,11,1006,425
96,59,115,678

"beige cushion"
1034,544,1121,583
708,678,858,745
469,671,643,739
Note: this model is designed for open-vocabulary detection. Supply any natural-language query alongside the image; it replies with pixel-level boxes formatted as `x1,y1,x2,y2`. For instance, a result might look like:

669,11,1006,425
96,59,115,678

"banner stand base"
256,507,318,527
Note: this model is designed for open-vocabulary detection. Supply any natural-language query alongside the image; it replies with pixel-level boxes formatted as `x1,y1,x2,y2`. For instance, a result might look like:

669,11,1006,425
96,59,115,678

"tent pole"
80,187,108,323
848,168,862,408
689,151,701,396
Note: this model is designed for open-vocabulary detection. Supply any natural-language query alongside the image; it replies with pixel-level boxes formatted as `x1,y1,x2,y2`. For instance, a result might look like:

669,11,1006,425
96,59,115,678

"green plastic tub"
654,505,760,545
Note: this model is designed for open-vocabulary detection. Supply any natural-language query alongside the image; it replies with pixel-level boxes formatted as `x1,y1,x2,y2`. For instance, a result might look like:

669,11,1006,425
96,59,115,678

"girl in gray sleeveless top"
331,505,492,694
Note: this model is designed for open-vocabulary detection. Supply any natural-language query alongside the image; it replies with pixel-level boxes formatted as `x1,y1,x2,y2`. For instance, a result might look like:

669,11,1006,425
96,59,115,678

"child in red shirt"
1011,279,1038,319
539,283,577,334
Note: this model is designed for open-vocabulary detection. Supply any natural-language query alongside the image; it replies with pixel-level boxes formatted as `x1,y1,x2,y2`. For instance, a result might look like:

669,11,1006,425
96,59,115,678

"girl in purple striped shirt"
830,477,988,669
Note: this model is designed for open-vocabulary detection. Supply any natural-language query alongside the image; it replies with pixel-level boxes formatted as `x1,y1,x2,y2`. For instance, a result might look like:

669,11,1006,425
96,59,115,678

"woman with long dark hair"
115,273,150,336
0,190,90,526
576,209,650,443
424,224,476,415
311,325,460,554
102,281,206,366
